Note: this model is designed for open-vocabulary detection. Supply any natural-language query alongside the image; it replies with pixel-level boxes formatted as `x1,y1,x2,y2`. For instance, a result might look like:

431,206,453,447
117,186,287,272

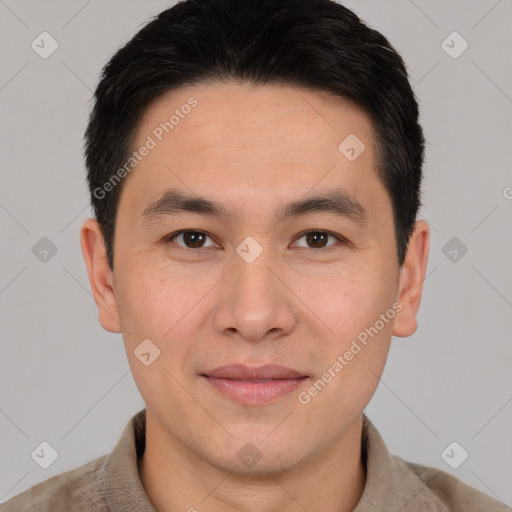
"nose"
212,247,297,344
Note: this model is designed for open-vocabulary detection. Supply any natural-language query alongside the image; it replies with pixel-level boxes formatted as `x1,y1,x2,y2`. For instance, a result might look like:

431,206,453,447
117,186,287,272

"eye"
165,230,217,250
292,230,346,250
164,229,348,252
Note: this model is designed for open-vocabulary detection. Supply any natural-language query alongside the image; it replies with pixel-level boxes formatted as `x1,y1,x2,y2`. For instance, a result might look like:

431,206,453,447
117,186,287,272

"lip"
201,364,309,405
203,364,307,380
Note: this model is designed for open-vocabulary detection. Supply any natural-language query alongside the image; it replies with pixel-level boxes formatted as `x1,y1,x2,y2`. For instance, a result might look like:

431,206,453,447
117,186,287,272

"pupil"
306,232,327,248
184,232,205,248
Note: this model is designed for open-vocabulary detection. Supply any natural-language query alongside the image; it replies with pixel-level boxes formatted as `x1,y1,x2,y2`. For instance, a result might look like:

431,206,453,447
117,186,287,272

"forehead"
136,82,373,155
125,82,390,224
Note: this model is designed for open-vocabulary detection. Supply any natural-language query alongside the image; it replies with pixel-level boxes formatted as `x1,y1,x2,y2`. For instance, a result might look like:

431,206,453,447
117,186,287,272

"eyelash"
164,229,349,253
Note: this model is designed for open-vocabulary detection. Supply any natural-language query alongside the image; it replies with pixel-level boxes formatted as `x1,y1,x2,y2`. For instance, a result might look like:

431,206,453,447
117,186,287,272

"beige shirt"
1,409,507,511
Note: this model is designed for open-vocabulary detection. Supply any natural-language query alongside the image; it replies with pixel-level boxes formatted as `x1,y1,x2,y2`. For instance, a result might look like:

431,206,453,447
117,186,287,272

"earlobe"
392,220,430,338
80,218,122,333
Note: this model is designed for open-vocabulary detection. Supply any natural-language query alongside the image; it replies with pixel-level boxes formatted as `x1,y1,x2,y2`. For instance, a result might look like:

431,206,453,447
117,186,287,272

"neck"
138,413,366,512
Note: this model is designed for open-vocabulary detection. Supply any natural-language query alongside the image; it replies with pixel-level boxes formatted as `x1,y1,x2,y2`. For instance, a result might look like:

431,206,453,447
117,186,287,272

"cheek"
116,267,199,409
115,262,210,369
113,263,178,350
300,277,396,423
295,258,397,339
302,260,398,404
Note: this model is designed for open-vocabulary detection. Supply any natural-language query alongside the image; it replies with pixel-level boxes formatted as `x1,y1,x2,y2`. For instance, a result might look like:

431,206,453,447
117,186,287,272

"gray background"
0,0,511,507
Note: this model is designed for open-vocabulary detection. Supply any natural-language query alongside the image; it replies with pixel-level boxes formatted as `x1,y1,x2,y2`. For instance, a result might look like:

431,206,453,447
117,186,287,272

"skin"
81,82,429,512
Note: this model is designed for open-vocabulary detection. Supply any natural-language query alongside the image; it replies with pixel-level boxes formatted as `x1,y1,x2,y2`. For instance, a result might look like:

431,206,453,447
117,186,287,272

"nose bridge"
232,237,281,308
235,251,274,296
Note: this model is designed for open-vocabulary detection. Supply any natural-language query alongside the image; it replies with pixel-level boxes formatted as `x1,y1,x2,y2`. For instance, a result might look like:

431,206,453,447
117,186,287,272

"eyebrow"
139,187,367,226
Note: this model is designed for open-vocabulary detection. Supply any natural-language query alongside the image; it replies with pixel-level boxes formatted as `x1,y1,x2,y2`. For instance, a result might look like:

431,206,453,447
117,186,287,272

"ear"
392,219,430,337
80,218,122,333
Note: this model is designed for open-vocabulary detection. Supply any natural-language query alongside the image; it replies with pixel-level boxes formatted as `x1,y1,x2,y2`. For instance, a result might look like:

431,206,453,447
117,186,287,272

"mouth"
202,363,308,380
200,364,309,404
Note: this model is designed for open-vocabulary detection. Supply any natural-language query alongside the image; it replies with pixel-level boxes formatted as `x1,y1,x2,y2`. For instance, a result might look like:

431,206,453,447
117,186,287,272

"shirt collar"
101,409,157,511
100,408,424,511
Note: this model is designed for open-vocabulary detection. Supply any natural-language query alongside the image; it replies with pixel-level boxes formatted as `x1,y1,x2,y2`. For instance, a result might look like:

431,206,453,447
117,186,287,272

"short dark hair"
84,0,425,269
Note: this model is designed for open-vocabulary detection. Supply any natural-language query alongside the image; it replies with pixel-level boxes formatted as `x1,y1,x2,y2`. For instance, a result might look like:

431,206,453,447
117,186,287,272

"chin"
208,435,308,476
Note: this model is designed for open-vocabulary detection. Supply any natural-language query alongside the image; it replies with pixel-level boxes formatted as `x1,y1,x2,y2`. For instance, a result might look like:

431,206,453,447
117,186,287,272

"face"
82,82,429,474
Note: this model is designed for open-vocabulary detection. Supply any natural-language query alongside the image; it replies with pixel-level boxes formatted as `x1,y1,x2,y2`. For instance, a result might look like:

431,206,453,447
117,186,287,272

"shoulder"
393,455,509,511
0,454,109,512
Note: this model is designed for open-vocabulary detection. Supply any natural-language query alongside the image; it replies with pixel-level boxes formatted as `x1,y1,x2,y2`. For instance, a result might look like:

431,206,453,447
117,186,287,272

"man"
1,0,507,510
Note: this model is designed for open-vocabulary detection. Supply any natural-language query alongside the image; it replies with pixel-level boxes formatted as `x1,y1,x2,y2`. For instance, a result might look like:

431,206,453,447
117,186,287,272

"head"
81,0,429,475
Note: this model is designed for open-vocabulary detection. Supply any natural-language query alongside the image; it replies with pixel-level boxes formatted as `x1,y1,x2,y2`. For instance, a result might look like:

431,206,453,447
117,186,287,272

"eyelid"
164,229,218,249
291,229,350,250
